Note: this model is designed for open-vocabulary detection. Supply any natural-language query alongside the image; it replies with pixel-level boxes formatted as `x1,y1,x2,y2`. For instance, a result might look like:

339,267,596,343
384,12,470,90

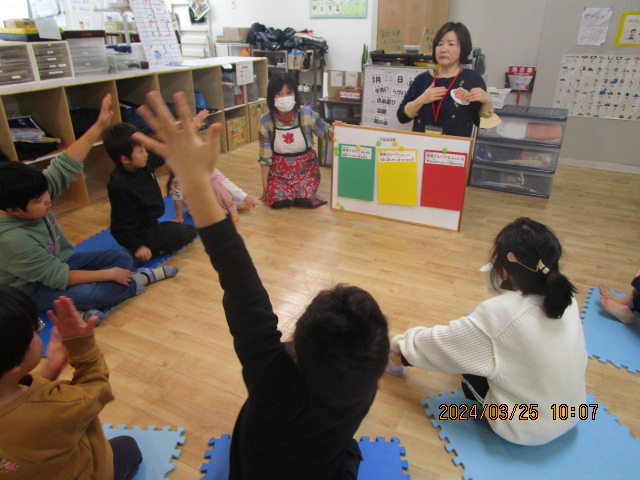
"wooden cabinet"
317,97,361,125
0,57,267,215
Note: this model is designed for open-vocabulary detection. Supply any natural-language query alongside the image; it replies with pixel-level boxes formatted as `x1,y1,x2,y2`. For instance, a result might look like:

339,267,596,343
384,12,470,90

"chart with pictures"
361,65,427,131
553,54,640,121
129,0,182,66
310,0,367,18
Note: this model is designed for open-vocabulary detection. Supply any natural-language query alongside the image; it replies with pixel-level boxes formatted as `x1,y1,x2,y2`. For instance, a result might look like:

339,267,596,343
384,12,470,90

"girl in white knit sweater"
388,217,587,446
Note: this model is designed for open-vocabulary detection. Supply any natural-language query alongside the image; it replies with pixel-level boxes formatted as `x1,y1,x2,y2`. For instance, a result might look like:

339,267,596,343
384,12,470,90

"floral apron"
267,112,325,207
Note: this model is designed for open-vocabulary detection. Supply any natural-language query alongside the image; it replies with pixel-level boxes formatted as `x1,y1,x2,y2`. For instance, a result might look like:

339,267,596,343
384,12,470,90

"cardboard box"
3,19,36,29
337,87,362,102
248,100,268,143
217,27,250,43
226,115,248,151
327,70,362,99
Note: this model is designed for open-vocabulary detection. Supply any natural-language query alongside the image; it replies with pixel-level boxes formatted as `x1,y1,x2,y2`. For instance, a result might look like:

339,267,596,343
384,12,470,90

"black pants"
461,374,489,401
341,438,362,479
110,436,142,480
144,222,198,258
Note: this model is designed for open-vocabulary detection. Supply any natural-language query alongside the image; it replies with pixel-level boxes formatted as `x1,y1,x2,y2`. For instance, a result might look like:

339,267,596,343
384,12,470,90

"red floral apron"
267,112,326,207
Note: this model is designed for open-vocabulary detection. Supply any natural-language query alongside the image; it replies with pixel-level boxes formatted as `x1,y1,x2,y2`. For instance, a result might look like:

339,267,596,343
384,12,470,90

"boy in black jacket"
103,123,197,262
134,91,390,480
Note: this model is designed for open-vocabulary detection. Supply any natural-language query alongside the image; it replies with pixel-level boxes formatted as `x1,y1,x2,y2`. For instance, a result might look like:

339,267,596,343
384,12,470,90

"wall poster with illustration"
614,11,640,46
310,0,367,18
554,54,640,120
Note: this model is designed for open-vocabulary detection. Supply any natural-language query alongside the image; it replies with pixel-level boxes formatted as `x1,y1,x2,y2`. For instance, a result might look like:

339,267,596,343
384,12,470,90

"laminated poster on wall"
190,0,210,21
554,54,640,120
614,11,640,47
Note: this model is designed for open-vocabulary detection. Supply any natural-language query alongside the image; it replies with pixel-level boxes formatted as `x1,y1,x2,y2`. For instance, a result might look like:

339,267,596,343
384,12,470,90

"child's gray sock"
135,266,180,285
82,309,106,326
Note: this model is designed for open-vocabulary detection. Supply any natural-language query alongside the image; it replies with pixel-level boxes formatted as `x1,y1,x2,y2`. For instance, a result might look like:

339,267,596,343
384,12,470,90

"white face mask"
274,96,296,113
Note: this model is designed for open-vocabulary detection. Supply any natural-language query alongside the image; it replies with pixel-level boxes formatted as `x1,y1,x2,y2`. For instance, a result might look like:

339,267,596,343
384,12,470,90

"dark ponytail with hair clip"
490,217,577,319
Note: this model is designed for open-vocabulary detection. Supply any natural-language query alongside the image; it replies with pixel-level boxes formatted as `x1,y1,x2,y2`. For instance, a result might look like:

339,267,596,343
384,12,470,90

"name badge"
424,125,443,134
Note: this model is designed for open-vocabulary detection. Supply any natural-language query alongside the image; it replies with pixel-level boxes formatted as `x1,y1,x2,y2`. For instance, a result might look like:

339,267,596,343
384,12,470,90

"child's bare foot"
601,295,637,324
598,284,629,305
231,213,240,223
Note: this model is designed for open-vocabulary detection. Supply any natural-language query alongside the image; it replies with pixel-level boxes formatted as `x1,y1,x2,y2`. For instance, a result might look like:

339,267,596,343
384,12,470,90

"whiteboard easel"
331,124,474,231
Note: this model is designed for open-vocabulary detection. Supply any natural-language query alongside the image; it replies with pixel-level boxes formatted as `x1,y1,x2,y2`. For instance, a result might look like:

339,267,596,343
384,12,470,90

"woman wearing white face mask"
258,73,334,209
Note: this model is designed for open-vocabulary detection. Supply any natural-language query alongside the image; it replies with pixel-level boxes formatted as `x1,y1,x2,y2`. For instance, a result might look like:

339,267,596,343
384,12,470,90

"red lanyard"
431,68,462,125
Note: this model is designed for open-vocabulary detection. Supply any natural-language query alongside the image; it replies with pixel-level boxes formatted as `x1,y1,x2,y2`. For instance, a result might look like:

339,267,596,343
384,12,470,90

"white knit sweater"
392,280,587,446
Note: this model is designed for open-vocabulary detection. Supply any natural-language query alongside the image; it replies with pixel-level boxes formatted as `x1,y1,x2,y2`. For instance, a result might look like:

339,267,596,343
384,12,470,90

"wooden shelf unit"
0,57,268,216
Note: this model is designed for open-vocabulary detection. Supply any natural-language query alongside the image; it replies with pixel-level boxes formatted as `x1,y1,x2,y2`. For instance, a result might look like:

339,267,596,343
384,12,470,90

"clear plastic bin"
473,139,559,173
469,163,553,198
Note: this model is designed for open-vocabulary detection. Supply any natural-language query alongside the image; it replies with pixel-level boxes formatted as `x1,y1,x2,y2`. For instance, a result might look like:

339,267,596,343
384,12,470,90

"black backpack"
246,22,266,45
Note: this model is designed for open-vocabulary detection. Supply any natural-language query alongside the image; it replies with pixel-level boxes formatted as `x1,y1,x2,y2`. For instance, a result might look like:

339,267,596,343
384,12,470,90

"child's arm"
68,267,133,287
35,327,68,381
46,297,113,408
65,94,113,163
219,175,257,206
134,93,286,391
172,199,185,223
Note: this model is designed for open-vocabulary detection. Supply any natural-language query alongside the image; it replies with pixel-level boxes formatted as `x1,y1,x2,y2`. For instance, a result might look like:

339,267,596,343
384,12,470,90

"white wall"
448,0,548,105
210,0,377,71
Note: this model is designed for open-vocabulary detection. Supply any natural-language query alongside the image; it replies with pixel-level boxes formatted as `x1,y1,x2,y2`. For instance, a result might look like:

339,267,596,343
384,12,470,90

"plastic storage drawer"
30,41,74,81
0,43,36,85
469,164,553,198
480,105,568,146
473,138,559,173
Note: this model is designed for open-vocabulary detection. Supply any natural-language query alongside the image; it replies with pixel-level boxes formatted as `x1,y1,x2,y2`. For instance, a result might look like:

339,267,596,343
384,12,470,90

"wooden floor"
52,141,639,479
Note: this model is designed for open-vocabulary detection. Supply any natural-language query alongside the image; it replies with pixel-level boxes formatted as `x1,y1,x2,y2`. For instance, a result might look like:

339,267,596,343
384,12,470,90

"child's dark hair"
0,162,48,211
266,72,301,115
293,284,389,405
490,217,577,318
432,22,473,64
0,285,40,376
103,122,141,167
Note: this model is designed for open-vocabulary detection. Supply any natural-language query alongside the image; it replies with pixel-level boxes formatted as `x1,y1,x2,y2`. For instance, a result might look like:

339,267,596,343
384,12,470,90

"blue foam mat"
38,197,194,356
581,286,640,373
103,424,185,480
422,390,640,480
199,435,410,480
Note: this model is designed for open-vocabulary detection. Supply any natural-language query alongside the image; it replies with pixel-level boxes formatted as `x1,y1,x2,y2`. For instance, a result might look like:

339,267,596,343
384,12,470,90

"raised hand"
47,296,97,339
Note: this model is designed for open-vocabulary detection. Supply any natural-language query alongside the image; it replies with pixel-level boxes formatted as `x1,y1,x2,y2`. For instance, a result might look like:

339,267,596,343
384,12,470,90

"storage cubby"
158,70,195,113
0,57,267,214
192,66,224,112
225,107,249,151
248,100,268,143
2,87,75,158
115,74,159,107
83,145,115,203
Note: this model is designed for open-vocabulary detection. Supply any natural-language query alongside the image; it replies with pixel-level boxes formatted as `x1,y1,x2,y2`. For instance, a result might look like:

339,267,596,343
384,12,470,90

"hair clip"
506,252,550,274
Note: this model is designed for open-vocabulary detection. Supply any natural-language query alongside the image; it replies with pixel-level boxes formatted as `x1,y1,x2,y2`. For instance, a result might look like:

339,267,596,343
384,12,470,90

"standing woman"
258,73,333,209
397,22,494,137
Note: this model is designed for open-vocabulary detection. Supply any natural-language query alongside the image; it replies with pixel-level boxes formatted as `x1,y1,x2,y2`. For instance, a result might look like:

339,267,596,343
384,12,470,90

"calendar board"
129,0,182,66
361,64,430,131
331,124,474,231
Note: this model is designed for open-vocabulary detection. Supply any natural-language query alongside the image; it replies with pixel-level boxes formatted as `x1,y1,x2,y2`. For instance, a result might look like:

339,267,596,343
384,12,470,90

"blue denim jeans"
23,249,139,312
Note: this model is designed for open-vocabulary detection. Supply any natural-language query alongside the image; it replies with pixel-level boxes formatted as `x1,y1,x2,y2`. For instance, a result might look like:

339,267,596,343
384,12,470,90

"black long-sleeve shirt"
107,153,165,251
200,218,375,480
397,68,486,137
